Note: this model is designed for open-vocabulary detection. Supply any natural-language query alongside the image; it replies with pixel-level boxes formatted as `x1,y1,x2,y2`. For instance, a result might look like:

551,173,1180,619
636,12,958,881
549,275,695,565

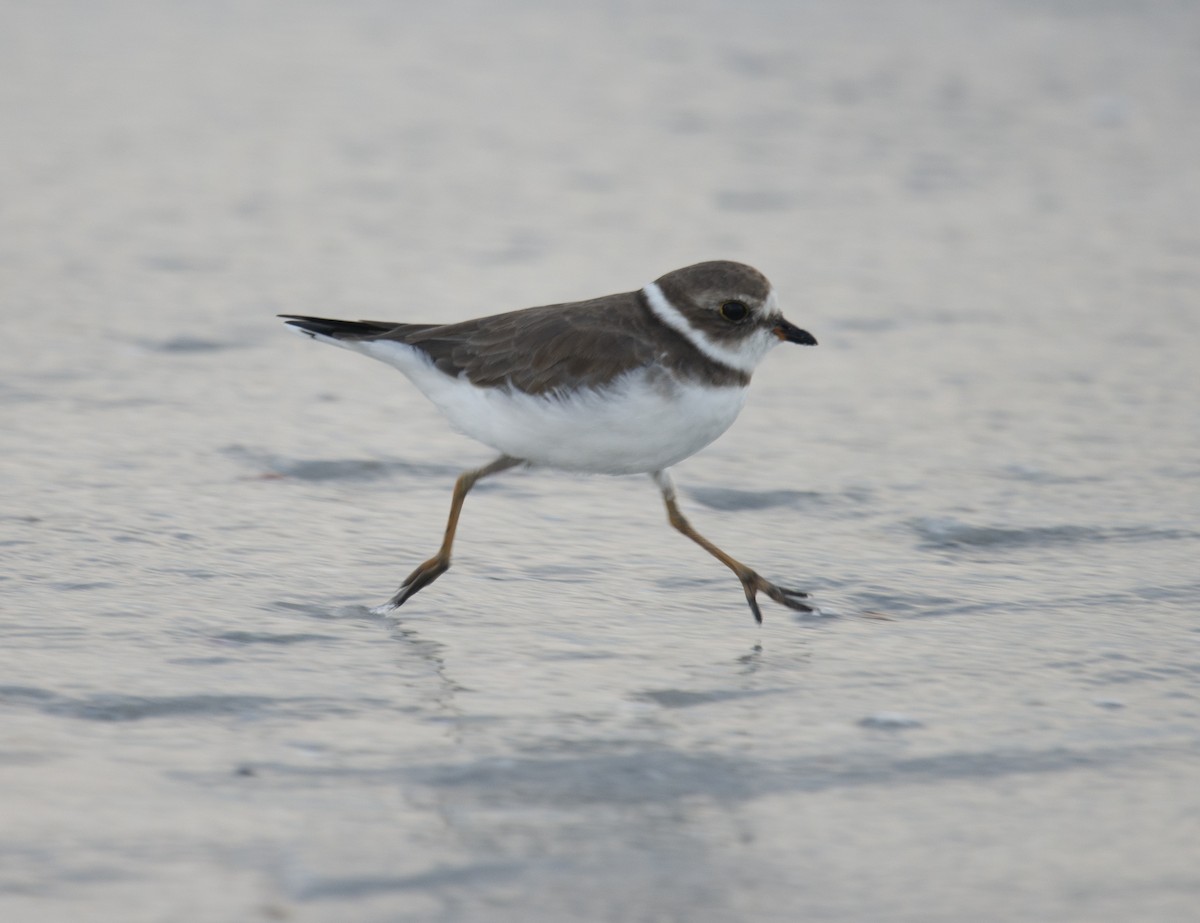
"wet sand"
3,2,1200,920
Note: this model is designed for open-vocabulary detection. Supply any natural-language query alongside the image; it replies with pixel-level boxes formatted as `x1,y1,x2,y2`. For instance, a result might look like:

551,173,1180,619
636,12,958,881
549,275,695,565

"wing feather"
373,293,662,394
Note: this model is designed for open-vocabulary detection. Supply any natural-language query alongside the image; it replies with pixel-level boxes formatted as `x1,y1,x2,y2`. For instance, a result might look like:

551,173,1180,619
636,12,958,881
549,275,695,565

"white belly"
359,341,747,474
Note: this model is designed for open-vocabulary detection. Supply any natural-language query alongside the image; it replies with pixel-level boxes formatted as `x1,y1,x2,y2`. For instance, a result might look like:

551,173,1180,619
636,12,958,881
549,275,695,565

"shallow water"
3,1,1200,921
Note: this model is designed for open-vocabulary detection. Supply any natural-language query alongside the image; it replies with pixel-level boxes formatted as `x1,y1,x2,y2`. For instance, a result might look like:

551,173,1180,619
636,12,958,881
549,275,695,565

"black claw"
744,591,764,625
388,559,449,607
392,586,417,607
394,581,429,606
388,584,418,608
763,583,815,613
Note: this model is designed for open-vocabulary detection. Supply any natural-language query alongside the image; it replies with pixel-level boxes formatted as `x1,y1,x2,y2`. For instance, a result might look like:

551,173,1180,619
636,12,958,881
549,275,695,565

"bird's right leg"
385,454,523,608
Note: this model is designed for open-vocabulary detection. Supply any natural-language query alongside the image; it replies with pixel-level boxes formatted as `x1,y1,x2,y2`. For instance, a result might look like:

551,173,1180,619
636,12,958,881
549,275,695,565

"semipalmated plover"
281,260,817,622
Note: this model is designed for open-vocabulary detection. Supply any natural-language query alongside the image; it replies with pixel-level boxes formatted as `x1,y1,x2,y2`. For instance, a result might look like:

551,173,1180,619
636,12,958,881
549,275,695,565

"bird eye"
720,301,749,322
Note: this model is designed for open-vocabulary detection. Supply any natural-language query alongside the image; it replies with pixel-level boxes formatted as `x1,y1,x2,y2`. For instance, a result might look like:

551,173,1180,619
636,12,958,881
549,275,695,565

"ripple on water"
211,630,339,645
911,516,1198,550
222,445,459,482
141,336,236,354
293,862,525,901
634,687,785,709
0,688,367,722
684,485,823,511
408,743,1132,808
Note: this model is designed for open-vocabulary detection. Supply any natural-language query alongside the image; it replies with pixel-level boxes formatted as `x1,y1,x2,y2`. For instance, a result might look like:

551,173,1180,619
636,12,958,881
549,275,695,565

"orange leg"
386,455,522,608
652,470,812,623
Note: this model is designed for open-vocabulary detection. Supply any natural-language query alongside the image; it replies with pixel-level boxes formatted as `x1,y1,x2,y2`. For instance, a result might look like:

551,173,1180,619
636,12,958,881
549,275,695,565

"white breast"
356,340,748,474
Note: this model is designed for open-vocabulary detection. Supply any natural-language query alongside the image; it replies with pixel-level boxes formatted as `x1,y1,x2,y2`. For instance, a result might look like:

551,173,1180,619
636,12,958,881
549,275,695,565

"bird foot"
738,570,814,623
385,555,450,608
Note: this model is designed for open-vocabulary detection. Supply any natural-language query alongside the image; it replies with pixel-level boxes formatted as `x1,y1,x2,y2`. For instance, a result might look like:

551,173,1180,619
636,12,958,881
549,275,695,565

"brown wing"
368,292,668,395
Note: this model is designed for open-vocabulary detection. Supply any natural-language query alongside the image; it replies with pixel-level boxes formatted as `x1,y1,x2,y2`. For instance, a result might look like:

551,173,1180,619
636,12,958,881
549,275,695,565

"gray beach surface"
3,2,1199,920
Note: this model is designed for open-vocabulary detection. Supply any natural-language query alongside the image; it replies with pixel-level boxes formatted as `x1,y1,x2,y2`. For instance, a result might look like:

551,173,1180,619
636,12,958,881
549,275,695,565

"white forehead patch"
641,281,779,374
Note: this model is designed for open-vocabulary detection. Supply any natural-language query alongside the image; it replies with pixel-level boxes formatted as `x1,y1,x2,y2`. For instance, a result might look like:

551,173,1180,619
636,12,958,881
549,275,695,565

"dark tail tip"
278,315,386,340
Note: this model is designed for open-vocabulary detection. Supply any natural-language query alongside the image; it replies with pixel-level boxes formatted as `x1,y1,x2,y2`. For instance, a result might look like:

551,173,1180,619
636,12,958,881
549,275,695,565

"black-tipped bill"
773,319,817,346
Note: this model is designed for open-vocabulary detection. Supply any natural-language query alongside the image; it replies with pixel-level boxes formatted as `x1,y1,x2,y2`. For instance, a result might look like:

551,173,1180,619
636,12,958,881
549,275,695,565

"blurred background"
2,2,1199,921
